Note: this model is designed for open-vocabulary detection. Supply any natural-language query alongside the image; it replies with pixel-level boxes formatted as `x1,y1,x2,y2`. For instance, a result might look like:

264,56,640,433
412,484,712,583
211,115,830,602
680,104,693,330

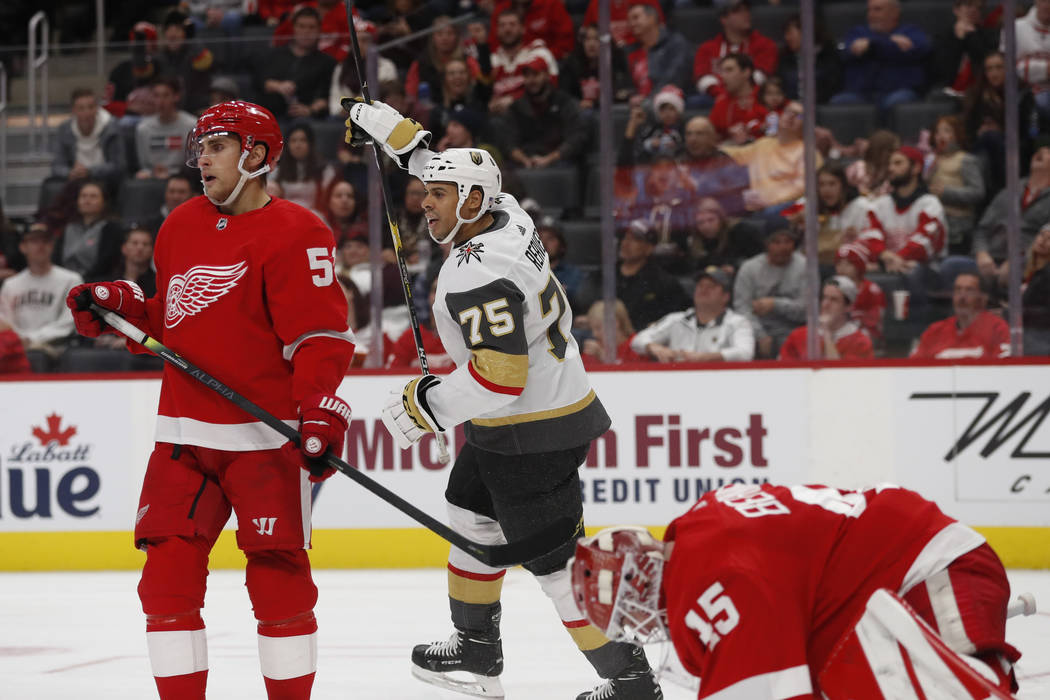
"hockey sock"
146,611,208,700
449,563,505,638
533,566,628,667
258,612,318,700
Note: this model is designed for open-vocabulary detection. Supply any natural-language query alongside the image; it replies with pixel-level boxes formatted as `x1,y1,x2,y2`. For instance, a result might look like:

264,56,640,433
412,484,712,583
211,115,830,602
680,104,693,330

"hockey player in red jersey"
572,483,1022,700
345,99,663,699
65,101,355,700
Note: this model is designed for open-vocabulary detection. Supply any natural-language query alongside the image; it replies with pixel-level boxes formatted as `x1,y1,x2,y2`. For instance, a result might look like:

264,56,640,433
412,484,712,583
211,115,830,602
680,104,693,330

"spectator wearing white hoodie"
1008,0,1050,121
51,88,127,188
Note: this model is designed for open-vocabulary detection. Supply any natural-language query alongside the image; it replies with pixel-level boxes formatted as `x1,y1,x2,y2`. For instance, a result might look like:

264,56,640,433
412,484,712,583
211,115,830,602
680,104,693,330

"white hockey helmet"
420,148,502,244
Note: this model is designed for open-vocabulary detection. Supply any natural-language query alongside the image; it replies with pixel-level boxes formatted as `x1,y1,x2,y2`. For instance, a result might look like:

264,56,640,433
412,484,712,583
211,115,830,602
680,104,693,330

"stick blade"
468,516,582,568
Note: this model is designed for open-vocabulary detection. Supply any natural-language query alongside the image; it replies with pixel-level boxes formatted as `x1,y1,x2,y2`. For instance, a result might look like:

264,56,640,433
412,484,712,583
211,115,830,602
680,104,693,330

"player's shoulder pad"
266,198,335,243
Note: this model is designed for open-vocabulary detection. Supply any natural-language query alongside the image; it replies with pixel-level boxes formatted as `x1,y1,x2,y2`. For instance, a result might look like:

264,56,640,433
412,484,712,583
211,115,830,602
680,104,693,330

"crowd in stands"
3,0,1050,373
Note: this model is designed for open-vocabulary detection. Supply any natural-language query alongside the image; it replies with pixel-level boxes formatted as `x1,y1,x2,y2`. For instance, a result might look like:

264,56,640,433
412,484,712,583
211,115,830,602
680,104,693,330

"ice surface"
2,568,1048,699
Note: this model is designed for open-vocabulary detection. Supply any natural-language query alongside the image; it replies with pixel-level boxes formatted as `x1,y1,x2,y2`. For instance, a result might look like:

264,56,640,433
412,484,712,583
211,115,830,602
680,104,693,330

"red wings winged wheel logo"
165,261,248,329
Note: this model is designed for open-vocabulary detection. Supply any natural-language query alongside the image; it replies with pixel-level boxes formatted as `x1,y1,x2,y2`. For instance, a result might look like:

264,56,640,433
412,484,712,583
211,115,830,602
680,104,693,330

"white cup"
892,290,910,320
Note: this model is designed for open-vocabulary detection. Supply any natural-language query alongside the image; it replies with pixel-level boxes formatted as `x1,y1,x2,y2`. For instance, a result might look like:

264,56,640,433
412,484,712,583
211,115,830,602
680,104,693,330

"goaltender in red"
65,101,355,700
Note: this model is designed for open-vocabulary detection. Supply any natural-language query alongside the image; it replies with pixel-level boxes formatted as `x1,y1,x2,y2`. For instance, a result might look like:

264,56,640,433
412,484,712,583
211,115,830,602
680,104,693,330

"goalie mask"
571,526,668,645
185,100,283,207
420,148,501,244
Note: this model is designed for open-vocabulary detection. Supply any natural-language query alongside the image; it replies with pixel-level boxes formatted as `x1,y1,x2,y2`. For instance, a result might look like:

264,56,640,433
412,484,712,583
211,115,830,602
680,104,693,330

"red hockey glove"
290,393,351,482
66,281,147,337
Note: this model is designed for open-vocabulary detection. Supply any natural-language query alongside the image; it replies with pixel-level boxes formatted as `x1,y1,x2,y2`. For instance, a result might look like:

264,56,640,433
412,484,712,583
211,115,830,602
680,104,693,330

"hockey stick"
89,305,578,567
341,0,450,465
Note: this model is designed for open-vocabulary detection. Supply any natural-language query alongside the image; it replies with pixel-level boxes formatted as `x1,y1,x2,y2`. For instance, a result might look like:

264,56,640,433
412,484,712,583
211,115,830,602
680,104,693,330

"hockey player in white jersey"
346,99,663,700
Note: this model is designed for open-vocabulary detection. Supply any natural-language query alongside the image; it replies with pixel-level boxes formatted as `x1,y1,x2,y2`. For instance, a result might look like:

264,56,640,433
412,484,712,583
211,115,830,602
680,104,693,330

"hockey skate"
410,629,505,698
575,646,663,700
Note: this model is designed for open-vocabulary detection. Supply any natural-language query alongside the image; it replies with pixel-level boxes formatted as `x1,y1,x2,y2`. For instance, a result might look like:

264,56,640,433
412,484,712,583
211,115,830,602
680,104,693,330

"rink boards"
1,361,1049,570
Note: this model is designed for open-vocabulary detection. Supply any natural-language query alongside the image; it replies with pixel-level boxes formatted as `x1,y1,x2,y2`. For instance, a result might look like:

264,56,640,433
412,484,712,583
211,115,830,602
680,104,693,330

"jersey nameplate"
524,231,546,272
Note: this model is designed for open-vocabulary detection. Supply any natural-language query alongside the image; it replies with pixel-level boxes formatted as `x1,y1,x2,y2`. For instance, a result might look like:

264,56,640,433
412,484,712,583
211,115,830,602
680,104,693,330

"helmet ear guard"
570,526,668,645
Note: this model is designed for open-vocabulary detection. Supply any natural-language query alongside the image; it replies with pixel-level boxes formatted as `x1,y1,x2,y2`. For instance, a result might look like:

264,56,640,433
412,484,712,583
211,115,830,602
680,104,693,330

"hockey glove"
66,281,147,337
286,393,352,482
381,375,444,450
341,97,431,168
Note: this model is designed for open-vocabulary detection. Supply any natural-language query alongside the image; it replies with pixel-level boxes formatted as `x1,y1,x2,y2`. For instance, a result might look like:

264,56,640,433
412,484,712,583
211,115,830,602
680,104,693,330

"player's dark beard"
889,173,912,189
499,33,522,50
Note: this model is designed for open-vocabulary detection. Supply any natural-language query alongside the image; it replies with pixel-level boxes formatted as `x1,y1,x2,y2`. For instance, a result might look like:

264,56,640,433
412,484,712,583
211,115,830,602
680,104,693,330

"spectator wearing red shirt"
581,299,646,367
912,272,1010,359
709,53,768,144
404,16,483,105
249,0,297,25
780,276,874,360
489,8,559,114
835,241,887,341
489,0,574,60
693,0,778,105
582,0,663,47
271,0,351,61
0,318,30,373
385,279,451,370
624,2,693,97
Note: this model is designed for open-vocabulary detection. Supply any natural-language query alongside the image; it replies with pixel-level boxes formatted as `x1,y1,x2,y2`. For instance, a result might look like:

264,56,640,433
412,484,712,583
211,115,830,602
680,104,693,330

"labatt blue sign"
1,413,101,519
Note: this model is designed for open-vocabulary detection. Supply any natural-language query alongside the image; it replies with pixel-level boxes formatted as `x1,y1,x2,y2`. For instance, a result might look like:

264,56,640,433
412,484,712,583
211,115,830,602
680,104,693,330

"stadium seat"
561,220,605,266
37,176,68,214
751,4,796,44
121,120,140,174
891,101,960,144
671,7,718,46
56,347,134,373
899,1,956,43
517,166,580,212
229,72,257,103
118,178,167,224
24,349,55,373
817,103,878,145
237,24,276,72
822,3,868,44
312,120,347,161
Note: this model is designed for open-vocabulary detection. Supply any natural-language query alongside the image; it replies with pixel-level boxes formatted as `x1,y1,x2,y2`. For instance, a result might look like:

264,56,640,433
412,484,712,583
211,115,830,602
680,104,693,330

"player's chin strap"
204,150,271,208
432,196,487,245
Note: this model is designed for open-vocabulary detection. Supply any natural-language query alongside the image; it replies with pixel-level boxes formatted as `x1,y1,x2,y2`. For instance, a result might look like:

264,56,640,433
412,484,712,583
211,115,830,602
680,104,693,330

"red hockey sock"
154,671,208,699
263,673,316,700
146,612,208,700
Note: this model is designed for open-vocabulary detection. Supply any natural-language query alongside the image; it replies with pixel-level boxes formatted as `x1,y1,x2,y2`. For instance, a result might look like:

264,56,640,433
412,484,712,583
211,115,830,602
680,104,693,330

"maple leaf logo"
32,413,77,446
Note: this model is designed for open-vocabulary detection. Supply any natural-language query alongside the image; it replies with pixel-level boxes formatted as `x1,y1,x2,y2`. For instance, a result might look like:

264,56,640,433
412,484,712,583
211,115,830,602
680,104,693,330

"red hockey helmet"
570,526,668,644
185,100,283,171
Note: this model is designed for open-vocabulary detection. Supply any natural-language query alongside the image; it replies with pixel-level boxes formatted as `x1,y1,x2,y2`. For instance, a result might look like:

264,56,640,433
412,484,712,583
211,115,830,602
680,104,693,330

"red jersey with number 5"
662,483,987,699
140,195,354,451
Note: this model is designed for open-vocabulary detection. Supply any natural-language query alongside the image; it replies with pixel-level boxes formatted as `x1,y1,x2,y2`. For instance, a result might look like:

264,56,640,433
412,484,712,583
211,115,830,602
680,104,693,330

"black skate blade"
460,516,581,568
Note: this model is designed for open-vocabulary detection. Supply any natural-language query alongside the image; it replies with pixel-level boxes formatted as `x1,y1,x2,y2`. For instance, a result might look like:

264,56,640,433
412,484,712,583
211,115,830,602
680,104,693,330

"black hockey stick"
341,0,450,464
89,304,578,567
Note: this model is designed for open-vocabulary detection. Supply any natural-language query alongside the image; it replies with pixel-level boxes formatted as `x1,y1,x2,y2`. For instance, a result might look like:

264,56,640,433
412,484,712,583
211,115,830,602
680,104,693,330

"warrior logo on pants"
253,517,277,536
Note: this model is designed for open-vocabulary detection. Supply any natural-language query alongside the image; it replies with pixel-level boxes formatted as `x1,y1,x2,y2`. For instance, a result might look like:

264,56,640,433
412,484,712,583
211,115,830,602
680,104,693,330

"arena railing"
1,61,8,210
27,11,50,155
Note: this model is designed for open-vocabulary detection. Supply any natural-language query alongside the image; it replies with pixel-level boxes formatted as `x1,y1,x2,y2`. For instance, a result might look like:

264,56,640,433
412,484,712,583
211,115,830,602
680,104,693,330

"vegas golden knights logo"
470,150,484,165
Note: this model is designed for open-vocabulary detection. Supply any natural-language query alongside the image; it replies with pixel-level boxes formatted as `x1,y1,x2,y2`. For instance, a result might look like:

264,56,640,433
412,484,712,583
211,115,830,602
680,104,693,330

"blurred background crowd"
1,0,1048,373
